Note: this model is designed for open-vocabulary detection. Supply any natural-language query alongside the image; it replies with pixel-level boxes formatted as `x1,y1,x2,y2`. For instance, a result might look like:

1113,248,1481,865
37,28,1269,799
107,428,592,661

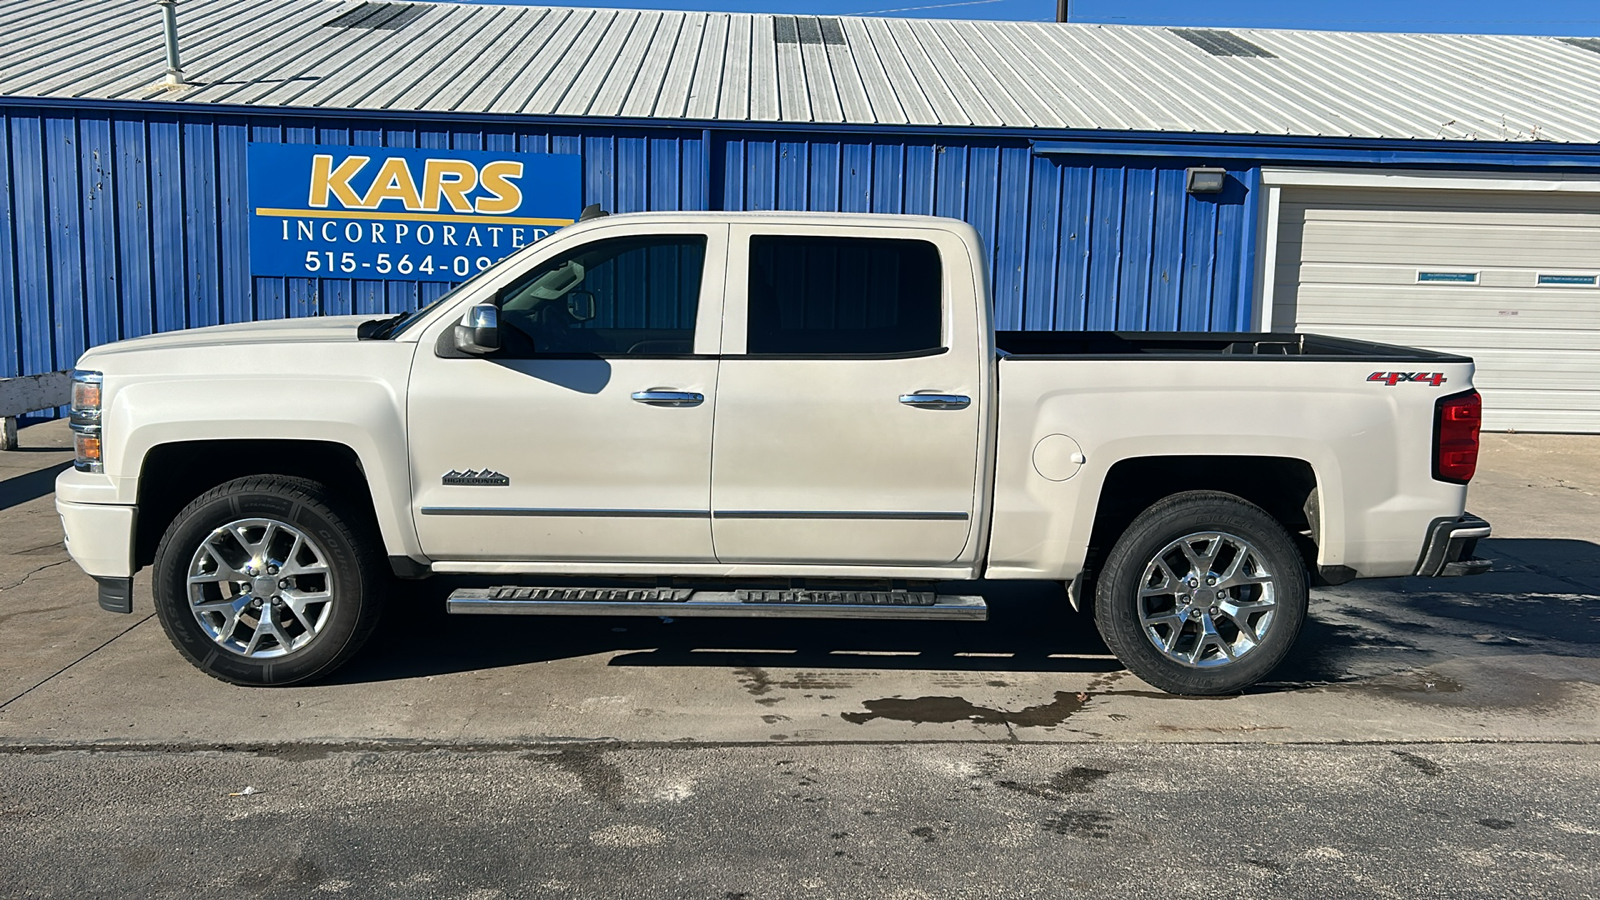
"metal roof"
6,0,1600,143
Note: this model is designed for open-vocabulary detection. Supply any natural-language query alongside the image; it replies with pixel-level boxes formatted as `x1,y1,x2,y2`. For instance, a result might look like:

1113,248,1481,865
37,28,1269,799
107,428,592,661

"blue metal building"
7,0,1600,429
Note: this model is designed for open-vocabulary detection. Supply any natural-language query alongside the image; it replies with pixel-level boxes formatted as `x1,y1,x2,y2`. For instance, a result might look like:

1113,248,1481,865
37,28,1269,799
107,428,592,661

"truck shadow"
1269,537,1600,687
327,538,1600,690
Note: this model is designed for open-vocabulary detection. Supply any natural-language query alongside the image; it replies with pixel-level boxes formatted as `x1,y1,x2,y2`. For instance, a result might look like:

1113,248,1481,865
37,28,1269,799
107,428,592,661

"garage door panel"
1296,306,1600,332
1481,388,1600,409
1294,208,1600,230
1488,407,1600,432
1286,301,1600,333
1274,185,1600,433
1289,287,1600,314
1292,325,1600,355
1295,234,1600,267
1289,262,1600,292
1288,189,1600,217
1296,244,1600,268
1294,214,1600,237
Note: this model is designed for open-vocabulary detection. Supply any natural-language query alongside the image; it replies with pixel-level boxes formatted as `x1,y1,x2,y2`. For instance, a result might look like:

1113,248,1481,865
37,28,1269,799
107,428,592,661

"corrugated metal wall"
0,103,1257,381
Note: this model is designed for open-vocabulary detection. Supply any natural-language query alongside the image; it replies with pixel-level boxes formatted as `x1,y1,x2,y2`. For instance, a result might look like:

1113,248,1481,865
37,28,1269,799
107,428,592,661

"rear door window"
745,236,942,356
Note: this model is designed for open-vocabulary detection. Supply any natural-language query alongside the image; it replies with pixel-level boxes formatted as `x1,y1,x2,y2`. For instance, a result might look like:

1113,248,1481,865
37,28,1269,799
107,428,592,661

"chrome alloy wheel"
186,518,335,658
1137,531,1278,668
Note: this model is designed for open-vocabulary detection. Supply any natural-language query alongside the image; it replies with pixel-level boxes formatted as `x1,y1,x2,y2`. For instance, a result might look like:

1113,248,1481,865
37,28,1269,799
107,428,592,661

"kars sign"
247,144,582,279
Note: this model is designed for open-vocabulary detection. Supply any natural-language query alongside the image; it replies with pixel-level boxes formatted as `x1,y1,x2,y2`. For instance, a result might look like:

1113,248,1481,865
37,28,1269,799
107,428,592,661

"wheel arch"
1078,455,1322,604
134,439,389,571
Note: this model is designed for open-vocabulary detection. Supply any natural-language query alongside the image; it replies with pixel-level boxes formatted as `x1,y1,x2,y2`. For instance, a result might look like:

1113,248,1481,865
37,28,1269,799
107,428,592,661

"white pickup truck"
55,211,1490,694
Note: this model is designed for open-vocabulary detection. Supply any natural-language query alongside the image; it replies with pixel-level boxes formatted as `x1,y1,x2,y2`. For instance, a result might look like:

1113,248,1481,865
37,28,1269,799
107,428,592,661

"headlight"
70,369,103,473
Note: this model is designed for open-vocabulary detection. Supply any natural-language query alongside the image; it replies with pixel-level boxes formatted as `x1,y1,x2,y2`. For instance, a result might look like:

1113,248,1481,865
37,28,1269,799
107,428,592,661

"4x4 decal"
1368,372,1448,387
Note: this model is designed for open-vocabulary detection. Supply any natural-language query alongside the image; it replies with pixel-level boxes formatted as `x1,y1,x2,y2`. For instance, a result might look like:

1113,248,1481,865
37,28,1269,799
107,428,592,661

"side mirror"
452,303,500,355
566,290,597,322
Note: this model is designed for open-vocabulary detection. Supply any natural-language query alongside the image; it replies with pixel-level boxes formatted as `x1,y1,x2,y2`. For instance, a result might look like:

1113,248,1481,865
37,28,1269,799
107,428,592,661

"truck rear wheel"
1094,490,1308,695
151,475,385,686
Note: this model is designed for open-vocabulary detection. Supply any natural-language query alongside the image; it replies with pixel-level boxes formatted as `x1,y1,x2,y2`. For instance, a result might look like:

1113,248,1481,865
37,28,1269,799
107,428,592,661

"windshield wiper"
358,312,407,340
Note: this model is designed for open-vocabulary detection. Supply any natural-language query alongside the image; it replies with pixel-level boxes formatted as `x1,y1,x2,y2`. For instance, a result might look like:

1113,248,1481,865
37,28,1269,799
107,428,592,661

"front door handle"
899,392,971,410
632,390,704,407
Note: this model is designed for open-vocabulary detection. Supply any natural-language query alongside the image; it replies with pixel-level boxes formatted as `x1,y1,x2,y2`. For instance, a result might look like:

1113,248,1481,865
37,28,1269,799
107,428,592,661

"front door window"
497,235,707,357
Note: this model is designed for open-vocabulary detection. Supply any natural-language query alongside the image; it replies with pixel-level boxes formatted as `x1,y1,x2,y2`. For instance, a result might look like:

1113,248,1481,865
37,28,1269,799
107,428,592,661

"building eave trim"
4,94,1600,168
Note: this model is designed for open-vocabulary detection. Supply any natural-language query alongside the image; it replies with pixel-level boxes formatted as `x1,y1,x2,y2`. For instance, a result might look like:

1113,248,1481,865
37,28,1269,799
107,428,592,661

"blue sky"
454,0,1600,35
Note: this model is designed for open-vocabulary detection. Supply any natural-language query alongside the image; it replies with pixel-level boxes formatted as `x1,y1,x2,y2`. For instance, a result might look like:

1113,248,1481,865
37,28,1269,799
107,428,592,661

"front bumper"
56,498,136,578
56,497,137,613
1414,513,1493,577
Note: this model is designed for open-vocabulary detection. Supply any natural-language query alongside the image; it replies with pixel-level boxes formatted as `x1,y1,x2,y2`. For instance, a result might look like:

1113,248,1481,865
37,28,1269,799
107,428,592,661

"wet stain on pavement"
996,764,1111,800
1394,750,1445,777
1049,766,1112,794
840,691,1088,727
1085,671,1130,691
734,667,773,696
1267,615,1427,684
230,853,327,892
253,744,335,762
1244,857,1288,874
1041,810,1114,839
1154,723,1290,735
538,745,626,809
1351,671,1465,697
1333,665,1591,711
773,673,854,691
994,779,1055,800
974,751,1007,778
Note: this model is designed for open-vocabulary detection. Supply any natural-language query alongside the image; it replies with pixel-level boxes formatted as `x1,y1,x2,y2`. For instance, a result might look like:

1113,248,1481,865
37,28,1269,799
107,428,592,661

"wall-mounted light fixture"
1186,167,1227,194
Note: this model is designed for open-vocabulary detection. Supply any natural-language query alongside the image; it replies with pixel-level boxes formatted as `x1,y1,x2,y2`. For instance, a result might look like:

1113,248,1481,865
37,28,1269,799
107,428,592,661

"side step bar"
447,587,988,621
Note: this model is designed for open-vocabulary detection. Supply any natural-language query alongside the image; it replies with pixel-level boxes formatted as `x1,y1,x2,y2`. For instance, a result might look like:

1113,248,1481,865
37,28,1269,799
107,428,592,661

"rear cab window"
745,235,943,357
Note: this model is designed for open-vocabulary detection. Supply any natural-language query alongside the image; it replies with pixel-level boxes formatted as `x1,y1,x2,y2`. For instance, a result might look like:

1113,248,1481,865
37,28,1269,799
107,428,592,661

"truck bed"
995,331,1470,362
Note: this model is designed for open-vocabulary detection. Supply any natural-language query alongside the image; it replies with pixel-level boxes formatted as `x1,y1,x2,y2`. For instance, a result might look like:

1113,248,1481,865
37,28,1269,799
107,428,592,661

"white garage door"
1272,186,1600,433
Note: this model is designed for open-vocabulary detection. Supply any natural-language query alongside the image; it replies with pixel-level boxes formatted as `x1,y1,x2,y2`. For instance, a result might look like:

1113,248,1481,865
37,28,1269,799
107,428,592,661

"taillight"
1434,390,1481,484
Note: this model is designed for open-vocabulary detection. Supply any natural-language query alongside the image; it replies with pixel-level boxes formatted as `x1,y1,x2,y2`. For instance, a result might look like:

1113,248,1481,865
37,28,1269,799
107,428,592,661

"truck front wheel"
151,475,386,686
1094,490,1308,695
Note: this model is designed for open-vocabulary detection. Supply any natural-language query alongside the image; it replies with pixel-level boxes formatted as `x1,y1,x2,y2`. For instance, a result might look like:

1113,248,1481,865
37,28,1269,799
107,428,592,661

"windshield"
375,219,594,339
381,263,501,339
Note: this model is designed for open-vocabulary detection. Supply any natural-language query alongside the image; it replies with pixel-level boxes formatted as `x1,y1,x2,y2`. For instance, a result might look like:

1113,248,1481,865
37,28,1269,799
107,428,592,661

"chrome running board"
447,586,987,621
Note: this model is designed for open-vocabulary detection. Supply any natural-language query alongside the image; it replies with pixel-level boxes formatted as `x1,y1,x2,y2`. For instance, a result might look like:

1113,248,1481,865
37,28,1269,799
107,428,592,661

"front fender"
95,348,420,561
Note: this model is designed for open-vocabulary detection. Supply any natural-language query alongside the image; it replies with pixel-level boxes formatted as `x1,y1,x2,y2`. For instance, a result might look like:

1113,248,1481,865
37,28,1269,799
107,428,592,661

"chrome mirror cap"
452,303,501,355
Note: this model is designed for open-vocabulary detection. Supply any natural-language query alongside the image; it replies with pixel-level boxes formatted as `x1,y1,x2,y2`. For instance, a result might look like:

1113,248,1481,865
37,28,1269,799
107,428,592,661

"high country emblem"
442,469,510,486
1368,372,1447,387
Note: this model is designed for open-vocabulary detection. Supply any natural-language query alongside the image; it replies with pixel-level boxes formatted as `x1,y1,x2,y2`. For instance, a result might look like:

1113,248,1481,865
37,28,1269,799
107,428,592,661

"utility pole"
156,0,184,88
1056,1,1069,22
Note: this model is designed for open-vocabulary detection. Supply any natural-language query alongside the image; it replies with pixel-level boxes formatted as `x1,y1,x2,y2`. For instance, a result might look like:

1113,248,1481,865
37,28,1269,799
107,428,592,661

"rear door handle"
899,393,971,410
632,390,704,407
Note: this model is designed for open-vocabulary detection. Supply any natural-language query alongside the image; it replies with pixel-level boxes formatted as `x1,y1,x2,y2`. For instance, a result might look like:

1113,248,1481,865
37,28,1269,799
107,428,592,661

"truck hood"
80,315,378,361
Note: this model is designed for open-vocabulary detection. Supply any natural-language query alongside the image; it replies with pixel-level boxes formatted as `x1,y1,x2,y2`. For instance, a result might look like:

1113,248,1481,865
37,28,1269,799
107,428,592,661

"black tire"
152,475,386,686
1093,490,1308,695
